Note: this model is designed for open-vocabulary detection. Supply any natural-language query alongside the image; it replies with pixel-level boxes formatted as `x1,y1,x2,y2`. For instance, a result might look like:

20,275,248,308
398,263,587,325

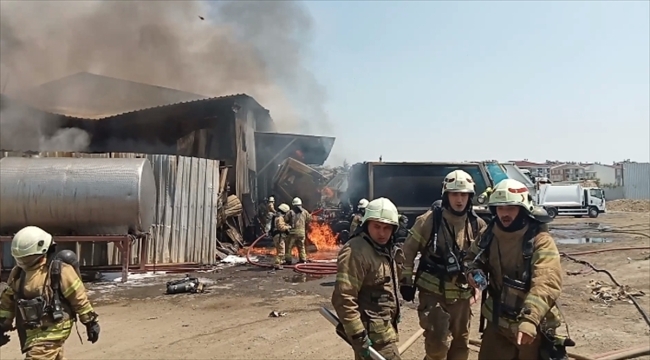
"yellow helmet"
488,179,534,213
292,197,302,206
11,226,53,259
278,203,290,213
361,197,399,226
268,196,275,203
442,170,475,195
357,198,369,209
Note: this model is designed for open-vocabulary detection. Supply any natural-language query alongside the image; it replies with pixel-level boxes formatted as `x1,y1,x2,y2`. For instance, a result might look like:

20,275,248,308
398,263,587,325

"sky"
296,1,650,165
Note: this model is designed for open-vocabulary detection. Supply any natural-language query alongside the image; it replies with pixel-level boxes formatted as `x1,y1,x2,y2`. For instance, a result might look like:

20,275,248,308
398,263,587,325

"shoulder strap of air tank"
429,206,443,243
521,223,540,287
49,259,63,294
468,211,479,238
477,221,495,252
15,268,25,299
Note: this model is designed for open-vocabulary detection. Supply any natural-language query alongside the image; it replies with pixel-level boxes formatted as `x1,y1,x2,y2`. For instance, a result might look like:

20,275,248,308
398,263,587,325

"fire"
321,186,334,199
308,219,339,251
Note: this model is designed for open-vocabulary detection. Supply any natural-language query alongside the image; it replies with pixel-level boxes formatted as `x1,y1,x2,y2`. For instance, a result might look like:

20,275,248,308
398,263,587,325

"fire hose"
245,233,338,275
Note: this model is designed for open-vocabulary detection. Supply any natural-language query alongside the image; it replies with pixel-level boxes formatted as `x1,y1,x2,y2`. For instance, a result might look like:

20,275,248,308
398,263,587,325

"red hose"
245,233,338,275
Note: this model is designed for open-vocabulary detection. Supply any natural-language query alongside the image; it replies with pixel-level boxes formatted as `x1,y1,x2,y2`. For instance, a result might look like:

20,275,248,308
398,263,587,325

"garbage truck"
536,183,606,218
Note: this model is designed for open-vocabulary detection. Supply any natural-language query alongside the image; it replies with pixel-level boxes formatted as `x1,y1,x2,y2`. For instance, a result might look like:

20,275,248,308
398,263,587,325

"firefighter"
349,198,369,234
263,196,276,234
464,179,570,360
0,226,100,359
284,197,312,264
332,197,402,360
400,170,487,360
271,203,292,270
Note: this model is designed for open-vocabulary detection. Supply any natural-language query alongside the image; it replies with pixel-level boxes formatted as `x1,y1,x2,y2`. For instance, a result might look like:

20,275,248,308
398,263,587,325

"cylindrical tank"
0,157,156,236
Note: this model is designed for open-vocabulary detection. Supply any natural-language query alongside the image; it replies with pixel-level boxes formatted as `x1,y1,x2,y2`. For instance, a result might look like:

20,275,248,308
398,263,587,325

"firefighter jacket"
272,214,291,237
402,208,486,300
0,262,96,350
350,213,363,234
464,223,563,338
332,233,402,345
285,208,311,236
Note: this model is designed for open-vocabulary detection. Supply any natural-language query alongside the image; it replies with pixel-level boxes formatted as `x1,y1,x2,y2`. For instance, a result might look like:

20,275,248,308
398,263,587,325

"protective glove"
85,321,100,343
350,330,372,359
399,285,416,302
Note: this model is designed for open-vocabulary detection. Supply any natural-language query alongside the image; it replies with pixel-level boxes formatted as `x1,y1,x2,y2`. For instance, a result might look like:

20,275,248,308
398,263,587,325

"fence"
623,162,650,200
603,186,625,201
1,152,219,267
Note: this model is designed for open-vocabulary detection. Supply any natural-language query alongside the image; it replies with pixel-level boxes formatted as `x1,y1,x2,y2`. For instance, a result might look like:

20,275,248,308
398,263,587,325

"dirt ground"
1,211,649,360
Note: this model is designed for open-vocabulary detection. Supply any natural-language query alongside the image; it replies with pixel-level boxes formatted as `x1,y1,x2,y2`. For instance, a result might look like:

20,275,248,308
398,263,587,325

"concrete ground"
1,211,648,360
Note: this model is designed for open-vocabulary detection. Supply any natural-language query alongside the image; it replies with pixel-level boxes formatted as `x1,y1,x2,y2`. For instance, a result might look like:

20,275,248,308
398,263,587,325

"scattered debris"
220,255,253,265
165,276,205,294
268,311,287,318
588,279,645,304
607,199,650,213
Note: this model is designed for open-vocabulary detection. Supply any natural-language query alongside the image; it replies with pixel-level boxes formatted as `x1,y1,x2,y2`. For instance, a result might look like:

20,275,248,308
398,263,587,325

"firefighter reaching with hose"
271,203,292,270
400,170,487,360
0,226,100,360
332,197,404,360
464,179,574,360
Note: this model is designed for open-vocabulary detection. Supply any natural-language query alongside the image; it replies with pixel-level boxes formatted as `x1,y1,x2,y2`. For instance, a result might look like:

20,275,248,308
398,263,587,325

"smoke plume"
0,0,329,152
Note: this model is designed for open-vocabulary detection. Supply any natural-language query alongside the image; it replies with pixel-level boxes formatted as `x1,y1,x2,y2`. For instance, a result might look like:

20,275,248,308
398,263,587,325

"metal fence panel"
1,151,219,267
623,162,650,200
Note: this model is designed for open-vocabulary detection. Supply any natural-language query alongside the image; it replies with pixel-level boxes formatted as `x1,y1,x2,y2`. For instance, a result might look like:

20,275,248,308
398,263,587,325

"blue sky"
298,1,649,165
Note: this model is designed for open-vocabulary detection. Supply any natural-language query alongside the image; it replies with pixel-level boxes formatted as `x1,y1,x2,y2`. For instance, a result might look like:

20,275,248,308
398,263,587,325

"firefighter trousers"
273,235,287,265
417,291,472,360
25,340,66,360
285,234,306,261
478,323,541,360
353,341,401,360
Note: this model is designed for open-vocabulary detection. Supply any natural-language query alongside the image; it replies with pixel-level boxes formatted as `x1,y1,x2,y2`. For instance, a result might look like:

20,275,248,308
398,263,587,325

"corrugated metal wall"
1,151,219,267
623,162,650,199
604,186,625,200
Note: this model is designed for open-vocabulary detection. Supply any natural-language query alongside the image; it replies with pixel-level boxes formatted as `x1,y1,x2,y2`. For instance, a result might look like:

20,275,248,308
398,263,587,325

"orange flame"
308,219,339,251
321,186,334,199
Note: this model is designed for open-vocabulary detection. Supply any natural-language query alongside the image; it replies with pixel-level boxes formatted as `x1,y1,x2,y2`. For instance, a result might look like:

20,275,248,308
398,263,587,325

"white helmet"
361,197,399,227
442,170,475,195
357,198,369,209
278,203,290,213
488,179,534,213
11,226,53,259
292,197,302,206
268,196,275,203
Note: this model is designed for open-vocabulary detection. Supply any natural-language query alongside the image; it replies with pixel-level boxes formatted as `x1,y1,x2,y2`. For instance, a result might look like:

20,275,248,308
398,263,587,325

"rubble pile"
607,199,650,213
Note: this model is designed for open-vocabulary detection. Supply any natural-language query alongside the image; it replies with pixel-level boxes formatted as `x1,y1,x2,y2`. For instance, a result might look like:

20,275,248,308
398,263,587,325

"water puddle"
282,273,323,283
555,237,612,245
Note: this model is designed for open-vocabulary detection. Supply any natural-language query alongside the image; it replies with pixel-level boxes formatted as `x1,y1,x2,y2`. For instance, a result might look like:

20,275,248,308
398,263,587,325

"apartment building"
549,163,586,182
512,160,552,178
584,163,623,186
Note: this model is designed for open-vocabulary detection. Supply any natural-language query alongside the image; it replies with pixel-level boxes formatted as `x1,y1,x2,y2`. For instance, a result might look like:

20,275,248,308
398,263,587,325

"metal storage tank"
0,157,156,236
